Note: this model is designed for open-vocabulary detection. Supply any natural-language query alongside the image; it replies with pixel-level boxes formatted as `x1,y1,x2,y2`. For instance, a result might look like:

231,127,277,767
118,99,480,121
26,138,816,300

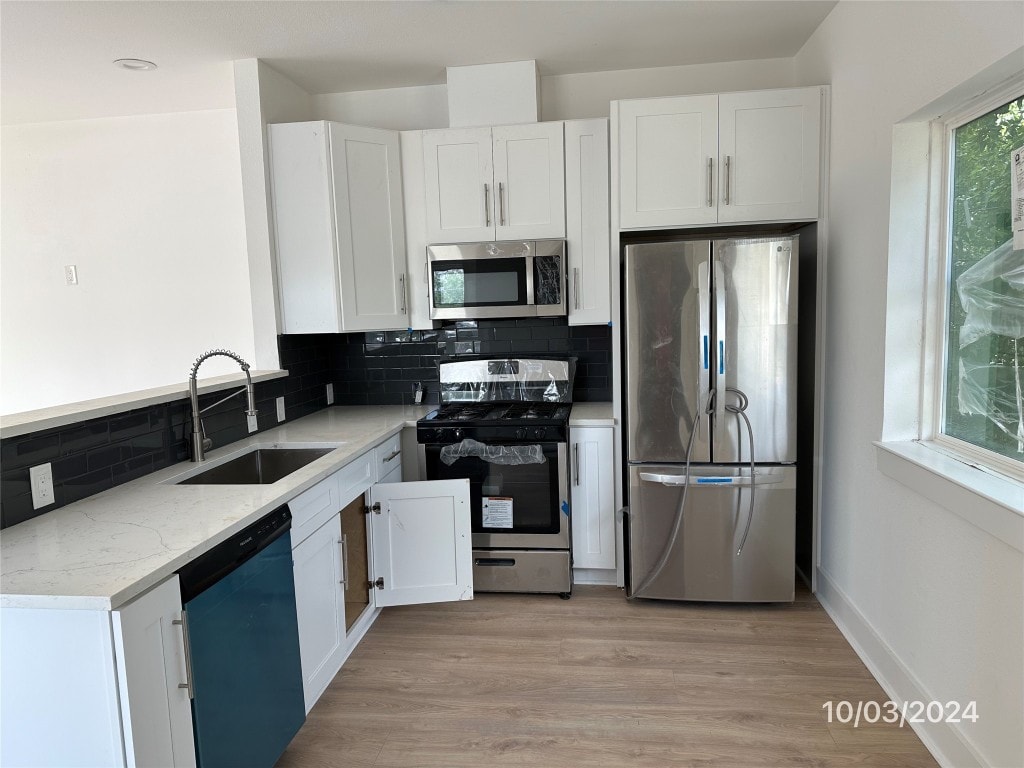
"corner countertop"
569,402,615,426
0,406,429,612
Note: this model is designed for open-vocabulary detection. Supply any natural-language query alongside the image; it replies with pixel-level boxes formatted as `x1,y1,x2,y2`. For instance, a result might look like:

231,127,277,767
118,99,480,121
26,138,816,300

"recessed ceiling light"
113,59,157,71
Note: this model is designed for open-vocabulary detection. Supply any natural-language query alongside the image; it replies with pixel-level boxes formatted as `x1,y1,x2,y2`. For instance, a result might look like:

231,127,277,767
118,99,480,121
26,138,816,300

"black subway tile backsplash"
1,322,611,530
0,334,333,530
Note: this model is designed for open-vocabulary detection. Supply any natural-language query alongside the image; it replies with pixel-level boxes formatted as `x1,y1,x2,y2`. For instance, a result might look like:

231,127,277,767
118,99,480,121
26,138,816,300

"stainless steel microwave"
427,240,566,320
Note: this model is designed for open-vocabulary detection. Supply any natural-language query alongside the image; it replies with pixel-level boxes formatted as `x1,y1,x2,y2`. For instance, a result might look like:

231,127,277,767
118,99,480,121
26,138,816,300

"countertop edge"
1,407,427,611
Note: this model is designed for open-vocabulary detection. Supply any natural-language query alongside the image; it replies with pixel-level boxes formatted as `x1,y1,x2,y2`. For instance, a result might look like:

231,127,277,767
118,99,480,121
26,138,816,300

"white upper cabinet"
717,88,821,223
565,119,611,325
423,123,565,244
399,130,434,330
422,127,494,243
617,87,821,228
368,478,473,606
270,121,409,334
619,95,719,229
492,122,565,240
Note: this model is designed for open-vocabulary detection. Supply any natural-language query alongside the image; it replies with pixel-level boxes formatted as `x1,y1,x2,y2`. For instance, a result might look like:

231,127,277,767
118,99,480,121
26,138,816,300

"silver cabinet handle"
399,274,407,314
172,612,194,700
723,155,731,205
339,534,349,587
573,443,580,485
383,448,400,463
483,183,491,226
706,157,714,207
573,268,580,310
498,181,506,226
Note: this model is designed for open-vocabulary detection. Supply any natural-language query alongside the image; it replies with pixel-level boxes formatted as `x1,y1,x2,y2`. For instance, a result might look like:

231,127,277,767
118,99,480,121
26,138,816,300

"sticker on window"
482,497,514,528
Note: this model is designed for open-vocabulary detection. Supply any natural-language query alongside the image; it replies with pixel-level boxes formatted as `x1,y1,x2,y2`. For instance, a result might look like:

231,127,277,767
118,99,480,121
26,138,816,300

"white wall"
0,109,253,414
310,57,796,128
793,2,1024,766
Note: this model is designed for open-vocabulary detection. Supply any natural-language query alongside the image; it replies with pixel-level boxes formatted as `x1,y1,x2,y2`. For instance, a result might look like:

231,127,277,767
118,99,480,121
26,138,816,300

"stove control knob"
435,428,448,441
452,428,463,441
532,427,546,440
515,427,528,439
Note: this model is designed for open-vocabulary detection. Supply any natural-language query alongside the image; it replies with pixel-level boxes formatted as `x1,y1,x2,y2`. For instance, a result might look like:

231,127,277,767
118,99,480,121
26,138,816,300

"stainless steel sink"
176,448,335,485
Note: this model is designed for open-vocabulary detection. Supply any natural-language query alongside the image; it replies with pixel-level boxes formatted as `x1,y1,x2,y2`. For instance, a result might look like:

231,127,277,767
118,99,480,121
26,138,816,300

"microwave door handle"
524,255,536,307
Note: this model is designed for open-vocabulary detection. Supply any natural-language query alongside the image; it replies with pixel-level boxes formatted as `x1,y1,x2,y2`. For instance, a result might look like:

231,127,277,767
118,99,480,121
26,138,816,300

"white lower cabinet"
293,514,347,713
570,427,616,575
0,575,196,768
291,438,472,713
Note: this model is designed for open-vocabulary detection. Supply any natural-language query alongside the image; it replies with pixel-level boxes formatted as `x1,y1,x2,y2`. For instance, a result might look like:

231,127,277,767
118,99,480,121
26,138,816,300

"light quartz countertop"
569,402,615,426
0,406,429,612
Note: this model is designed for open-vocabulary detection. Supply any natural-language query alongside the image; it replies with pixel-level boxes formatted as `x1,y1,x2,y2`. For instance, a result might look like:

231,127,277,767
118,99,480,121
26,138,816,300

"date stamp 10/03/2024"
822,700,979,728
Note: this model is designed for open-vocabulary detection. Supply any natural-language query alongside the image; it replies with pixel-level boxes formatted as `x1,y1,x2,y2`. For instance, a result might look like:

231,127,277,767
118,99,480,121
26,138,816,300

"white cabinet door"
368,479,473,606
270,121,408,333
328,123,409,331
292,514,346,713
493,122,565,240
565,119,611,325
718,88,821,223
422,127,494,243
269,122,341,333
619,95,719,229
399,130,434,330
570,427,616,571
112,575,196,768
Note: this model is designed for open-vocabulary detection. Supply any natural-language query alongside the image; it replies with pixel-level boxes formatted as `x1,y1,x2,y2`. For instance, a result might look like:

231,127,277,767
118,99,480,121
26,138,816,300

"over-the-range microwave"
426,239,566,320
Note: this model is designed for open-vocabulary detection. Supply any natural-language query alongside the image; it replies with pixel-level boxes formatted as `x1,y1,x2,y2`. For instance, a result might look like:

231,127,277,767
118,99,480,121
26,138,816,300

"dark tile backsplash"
0,335,332,529
0,322,610,529
330,318,612,407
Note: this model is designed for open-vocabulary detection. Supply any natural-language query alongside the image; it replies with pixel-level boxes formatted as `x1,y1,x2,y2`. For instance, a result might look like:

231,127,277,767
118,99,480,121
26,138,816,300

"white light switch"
326,383,334,405
276,397,286,423
29,463,55,509
64,265,78,285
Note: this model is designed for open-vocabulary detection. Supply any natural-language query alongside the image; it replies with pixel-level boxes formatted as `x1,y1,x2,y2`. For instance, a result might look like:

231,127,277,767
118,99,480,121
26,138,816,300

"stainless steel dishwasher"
177,505,305,767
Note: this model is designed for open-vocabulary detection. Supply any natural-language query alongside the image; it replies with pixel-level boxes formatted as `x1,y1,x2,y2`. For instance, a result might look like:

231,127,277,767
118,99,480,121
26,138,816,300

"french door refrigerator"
624,235,798,602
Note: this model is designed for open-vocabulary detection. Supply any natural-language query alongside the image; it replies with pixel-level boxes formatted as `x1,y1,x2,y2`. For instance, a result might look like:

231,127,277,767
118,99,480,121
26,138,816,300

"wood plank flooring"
277,585,937,767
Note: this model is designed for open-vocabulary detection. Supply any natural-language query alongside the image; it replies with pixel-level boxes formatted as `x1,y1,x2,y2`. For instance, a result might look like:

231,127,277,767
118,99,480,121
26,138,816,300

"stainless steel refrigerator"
624,236,798,602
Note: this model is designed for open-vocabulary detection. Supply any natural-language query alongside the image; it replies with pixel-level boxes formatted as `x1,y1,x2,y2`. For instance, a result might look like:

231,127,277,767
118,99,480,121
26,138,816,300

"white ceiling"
0,0,837,125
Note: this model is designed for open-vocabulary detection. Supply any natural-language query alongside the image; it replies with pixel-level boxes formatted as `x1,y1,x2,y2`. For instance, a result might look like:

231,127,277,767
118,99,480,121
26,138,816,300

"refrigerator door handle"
713,259,727,416
638,472,782,487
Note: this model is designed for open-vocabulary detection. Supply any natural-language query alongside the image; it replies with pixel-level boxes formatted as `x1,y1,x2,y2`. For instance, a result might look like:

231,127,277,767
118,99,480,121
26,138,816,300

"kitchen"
1,2,1022,767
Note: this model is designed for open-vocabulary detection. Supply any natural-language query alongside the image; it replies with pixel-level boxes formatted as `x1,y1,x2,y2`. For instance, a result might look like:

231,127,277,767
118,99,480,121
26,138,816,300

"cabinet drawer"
337,450,375,504
290,473,342,547
374,434,402,480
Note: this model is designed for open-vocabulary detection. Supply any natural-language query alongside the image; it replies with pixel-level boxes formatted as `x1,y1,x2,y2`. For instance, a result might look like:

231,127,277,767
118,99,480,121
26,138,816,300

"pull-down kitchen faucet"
189,349,257,462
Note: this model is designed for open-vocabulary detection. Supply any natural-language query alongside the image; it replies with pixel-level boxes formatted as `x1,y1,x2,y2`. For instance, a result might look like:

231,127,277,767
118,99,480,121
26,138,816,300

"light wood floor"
277,585,937,767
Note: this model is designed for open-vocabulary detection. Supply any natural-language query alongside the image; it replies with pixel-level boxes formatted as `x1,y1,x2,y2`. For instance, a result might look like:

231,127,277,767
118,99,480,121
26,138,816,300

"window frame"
926,77,1024,482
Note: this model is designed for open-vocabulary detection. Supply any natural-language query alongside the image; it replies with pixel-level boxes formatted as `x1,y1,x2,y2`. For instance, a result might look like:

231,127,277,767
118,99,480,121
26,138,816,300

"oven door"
422,442,569,549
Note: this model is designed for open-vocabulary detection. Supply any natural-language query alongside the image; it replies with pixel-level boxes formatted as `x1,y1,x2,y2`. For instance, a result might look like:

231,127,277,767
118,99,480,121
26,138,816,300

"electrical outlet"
276,396,286,423
64,265,78,285
413,381,424,404
29,463,55,509
326,383,334,405
247,412,259,434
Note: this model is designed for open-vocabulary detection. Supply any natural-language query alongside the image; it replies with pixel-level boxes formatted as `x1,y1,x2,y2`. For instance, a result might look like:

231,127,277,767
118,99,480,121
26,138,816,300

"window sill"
874,440,1023,552
0,370,289,440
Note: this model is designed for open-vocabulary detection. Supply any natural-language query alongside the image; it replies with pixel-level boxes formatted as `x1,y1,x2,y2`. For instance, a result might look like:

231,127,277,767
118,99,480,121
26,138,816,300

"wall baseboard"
815,567,987,768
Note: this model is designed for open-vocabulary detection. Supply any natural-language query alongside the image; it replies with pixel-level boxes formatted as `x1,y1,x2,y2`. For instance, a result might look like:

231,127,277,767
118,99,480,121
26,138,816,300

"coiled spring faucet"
189,349,258,462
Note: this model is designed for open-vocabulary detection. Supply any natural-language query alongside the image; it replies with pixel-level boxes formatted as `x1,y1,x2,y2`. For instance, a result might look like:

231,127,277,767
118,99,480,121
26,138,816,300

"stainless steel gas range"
416,358,574,598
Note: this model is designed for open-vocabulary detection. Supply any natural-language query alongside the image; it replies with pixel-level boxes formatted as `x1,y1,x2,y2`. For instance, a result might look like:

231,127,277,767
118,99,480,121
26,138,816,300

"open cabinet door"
368,479,473,606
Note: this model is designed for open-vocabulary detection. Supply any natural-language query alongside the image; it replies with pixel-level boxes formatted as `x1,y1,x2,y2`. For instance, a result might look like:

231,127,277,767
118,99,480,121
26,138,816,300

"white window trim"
877,72,1023,551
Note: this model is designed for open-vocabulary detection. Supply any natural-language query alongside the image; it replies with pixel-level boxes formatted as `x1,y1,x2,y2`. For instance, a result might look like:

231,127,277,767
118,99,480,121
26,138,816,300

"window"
940,94,1024,473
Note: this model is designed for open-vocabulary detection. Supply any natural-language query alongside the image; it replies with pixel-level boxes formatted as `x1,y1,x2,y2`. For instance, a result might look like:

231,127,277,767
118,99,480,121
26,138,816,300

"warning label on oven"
482,497,514,528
